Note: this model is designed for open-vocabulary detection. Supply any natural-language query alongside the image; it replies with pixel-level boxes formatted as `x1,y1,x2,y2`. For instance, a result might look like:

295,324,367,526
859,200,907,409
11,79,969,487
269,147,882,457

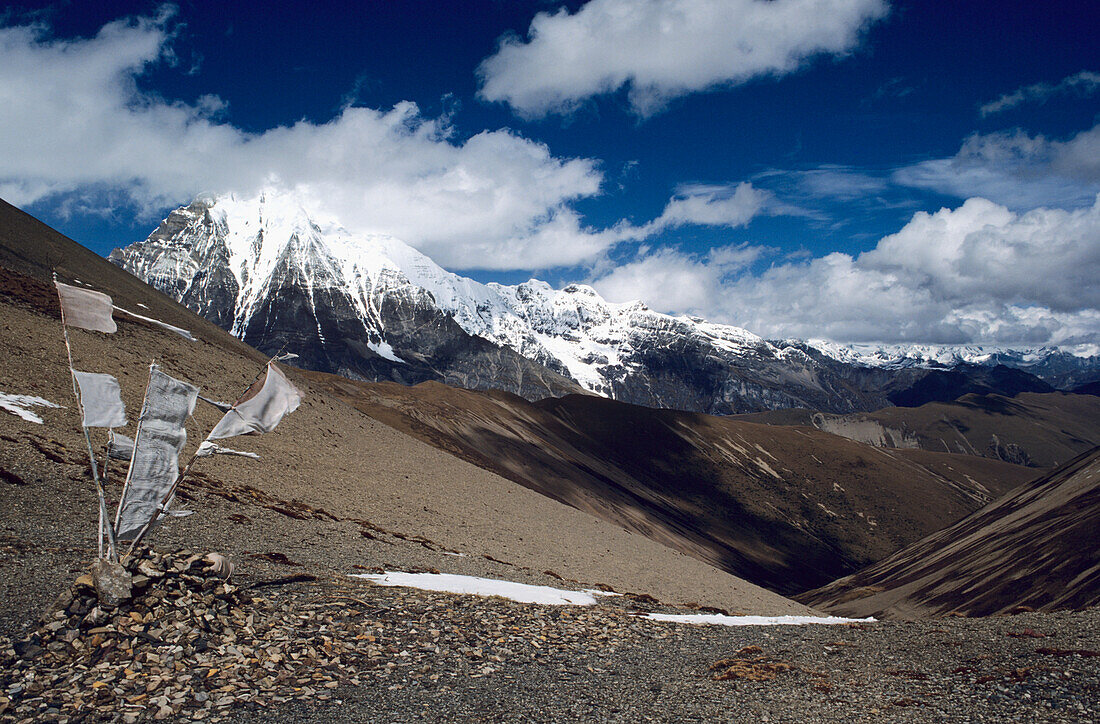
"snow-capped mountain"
798,340,1100,390
110,192,1096,413
110,192,892,413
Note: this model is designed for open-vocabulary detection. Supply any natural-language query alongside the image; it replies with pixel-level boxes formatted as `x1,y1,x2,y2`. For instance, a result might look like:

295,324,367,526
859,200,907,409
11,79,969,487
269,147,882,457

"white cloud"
593,243,766,312
647,182,768,230
759,165,889,202
592,196,1100,346
610,182,771,242
980,70,1100,117
0,12,610,270
477,0,888,118
894,125,1100,210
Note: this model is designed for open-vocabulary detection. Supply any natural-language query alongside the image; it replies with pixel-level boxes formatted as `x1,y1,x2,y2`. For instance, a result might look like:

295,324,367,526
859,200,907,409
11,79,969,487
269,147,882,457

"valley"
0,199,1097,722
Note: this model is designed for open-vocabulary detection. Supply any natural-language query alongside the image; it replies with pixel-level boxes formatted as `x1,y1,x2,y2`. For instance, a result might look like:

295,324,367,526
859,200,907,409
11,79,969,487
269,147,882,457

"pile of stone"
0,549,364,722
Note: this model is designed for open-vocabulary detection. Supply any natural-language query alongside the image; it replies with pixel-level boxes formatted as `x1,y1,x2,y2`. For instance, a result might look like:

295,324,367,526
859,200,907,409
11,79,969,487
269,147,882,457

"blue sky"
1,0,1098,346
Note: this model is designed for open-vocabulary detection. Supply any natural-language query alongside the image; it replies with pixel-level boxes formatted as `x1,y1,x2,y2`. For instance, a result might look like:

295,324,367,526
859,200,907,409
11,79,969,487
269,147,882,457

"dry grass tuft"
709,645,792,682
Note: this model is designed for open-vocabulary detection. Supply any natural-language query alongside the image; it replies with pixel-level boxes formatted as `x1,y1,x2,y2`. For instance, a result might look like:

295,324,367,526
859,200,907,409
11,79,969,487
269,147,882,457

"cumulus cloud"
592,196,1100,346
593,243,767,312
648,182,768,229
0,12,609,270
980,70,1100,117
477,0,888,117
611,182,771,242
894,125,1100,210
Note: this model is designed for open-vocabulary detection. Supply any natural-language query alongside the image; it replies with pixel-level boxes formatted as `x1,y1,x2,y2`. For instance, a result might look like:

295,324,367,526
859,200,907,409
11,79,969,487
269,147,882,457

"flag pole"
100,440,112,559
124,345,289,557
53,273,119,562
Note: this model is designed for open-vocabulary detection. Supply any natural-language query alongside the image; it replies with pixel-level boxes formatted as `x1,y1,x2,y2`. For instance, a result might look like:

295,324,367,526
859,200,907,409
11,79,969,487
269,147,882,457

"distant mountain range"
110,192,1100,413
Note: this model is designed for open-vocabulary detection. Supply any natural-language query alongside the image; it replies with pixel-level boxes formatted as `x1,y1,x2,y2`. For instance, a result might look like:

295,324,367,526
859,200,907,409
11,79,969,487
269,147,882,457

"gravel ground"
5,560,1097,723
230,586,1100,724
2,274,1098,722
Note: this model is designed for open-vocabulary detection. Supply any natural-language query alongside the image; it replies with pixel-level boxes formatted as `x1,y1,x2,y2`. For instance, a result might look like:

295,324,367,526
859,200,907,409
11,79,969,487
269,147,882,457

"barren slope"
736,391,1100,469
304,373,1036,595
799,447,1100,619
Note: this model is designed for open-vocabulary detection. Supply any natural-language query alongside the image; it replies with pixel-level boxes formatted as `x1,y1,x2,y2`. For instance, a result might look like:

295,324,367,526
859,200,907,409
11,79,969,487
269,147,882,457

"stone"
83,607,109,628
204,553,235,579
91,560,133,609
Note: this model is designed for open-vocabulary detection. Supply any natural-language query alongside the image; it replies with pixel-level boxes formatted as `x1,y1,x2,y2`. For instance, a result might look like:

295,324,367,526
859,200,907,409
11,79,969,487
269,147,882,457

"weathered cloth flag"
207,364,301,439
55,281,116,333
196,441,261,459
113,306,196,341
115,365,199,540
107,431,134,461
72,371,127,428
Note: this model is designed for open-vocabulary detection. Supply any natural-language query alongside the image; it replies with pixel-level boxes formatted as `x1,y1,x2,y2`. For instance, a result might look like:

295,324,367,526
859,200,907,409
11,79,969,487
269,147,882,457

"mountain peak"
113,194,847,411
112,194,1100,413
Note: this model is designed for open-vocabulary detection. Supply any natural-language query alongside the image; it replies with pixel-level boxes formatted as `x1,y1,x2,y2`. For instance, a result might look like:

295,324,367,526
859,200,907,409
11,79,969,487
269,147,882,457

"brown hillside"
799,447,1100,619
303,373,1036,595
737,391,1100,469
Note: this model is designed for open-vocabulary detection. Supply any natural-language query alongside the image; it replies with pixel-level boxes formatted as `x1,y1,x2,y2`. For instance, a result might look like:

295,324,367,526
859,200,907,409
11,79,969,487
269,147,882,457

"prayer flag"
207,364,300,440
72,371,127,428
196,441,260,459
107,431,134,461
115,365,199,540
55,281,116,333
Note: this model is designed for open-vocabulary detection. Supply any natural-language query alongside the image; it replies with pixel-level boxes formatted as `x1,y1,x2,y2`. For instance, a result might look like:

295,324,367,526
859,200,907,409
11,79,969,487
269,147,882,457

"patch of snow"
367,340,405,364
352,571,598,606
0,392,61,424
644,613,875,626
137,303,149,309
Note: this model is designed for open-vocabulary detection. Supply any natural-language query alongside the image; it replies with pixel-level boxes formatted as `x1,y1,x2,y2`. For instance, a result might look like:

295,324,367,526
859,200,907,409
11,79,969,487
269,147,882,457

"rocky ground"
1,548,1097,723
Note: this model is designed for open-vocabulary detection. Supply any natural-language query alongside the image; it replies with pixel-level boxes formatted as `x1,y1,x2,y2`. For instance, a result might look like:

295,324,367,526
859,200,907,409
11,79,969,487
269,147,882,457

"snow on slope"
113,191,1094,404
0,391,61,424
353,571,601,606
803,339,1099,371
112,191,786,397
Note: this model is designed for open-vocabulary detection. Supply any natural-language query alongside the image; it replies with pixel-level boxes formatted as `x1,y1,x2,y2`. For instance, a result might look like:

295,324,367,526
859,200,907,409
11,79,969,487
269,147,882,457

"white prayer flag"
107,431,134,460
115,365,199,540
207,364,301,440
113,306,196,341
196,441,260,459
55,281,116,333
72,371,127,428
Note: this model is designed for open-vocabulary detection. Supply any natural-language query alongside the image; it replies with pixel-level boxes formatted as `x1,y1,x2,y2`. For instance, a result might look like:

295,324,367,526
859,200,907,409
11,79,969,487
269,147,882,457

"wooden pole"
53,273,119,562
99,441,110,559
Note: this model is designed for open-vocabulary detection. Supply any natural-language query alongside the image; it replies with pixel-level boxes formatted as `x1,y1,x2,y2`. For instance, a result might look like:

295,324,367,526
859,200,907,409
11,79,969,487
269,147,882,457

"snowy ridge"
112,191,1096,410
803,339,1100,370
112,191,784,398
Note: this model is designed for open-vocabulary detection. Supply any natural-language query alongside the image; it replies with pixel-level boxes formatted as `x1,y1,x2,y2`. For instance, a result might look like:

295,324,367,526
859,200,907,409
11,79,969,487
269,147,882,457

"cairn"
0,550,355,722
